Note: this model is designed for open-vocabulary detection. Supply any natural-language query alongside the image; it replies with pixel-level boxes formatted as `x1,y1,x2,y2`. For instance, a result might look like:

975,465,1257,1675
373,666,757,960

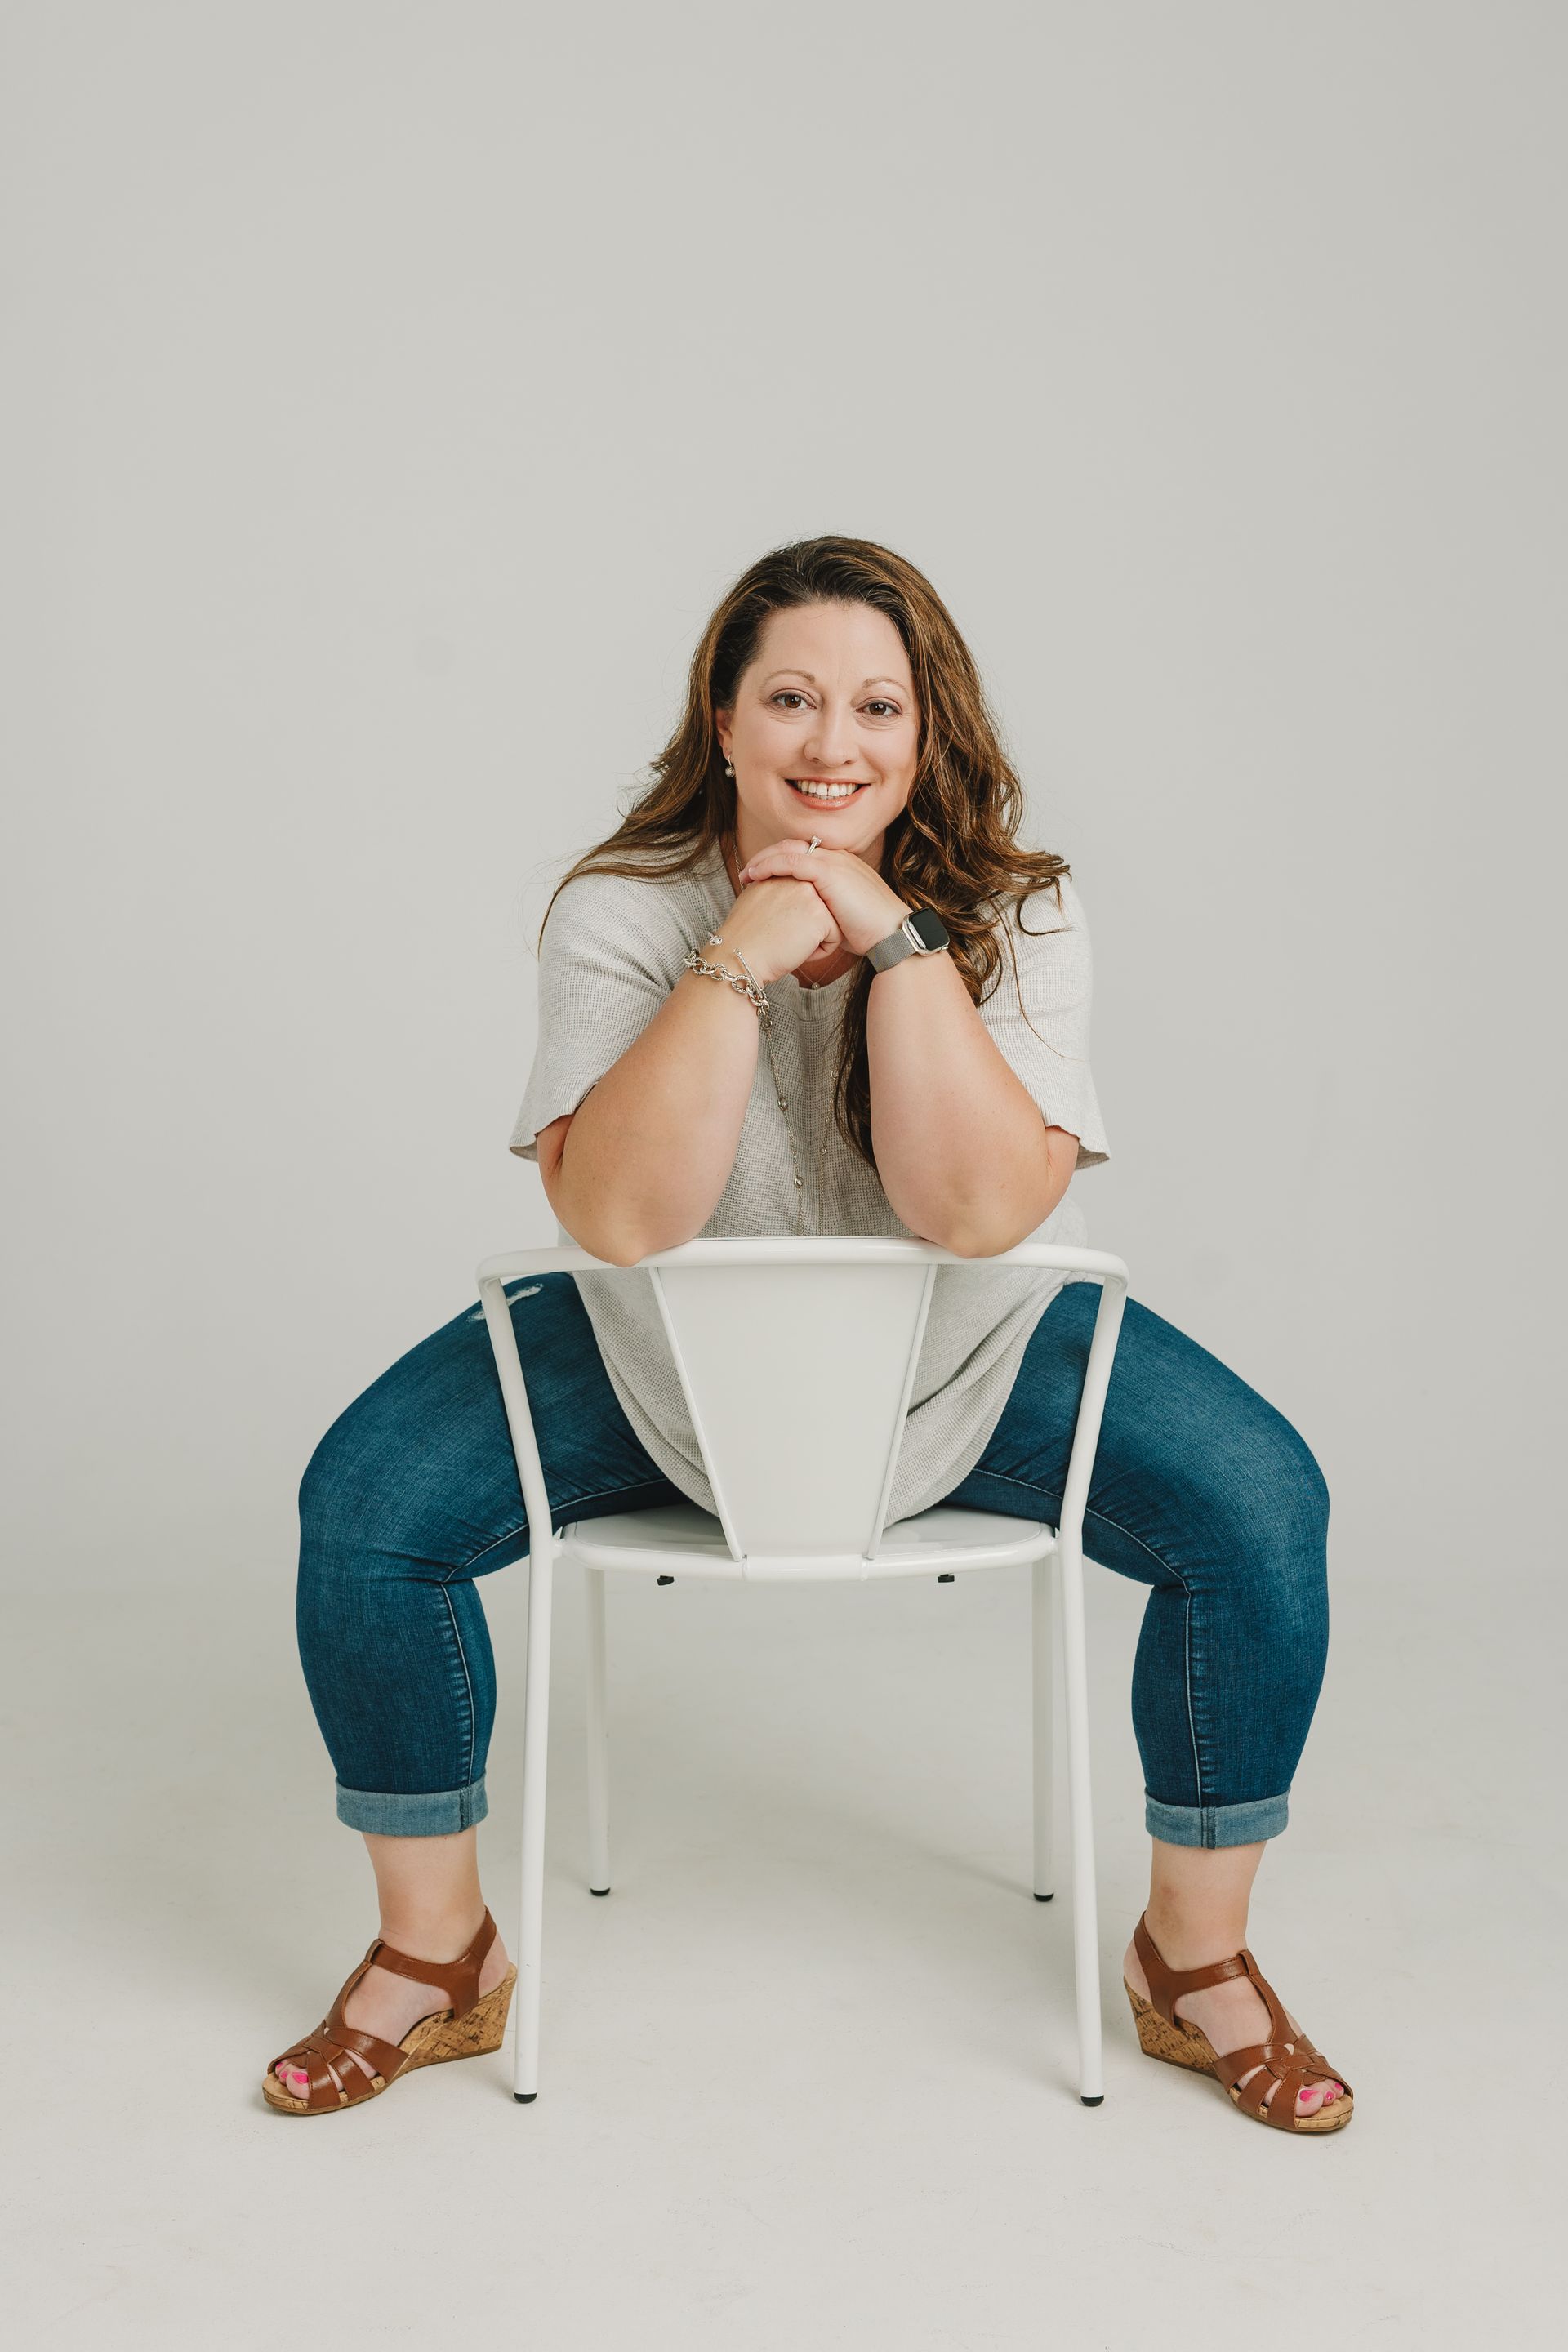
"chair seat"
558,1499,1057,1582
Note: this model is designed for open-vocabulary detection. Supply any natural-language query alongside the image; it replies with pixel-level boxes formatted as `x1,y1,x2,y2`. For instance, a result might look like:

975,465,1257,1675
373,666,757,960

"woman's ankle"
375,1895,488,1963
1143,1834,1265,1967
363,1826,486,1961
1140,1903,1250,1973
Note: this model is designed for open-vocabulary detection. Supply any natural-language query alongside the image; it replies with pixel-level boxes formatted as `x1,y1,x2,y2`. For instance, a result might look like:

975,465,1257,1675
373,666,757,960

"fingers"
737,840,835,884
731,866,842,960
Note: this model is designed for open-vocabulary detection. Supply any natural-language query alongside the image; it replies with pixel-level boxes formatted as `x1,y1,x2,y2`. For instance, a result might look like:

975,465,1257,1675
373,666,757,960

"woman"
265,535,1351,2133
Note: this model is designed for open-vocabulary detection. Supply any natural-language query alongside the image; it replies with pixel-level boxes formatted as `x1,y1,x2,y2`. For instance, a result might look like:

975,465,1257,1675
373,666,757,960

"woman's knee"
296,1381,455,1595
1200,1407,1331,1646
297,1392,381,1552
1257,1410,1330,1551
296,1325,529,1608
1175,1399,1330,1581
295,1396,391,1645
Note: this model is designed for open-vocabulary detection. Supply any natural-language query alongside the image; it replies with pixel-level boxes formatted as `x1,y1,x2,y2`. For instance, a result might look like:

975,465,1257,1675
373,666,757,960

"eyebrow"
761,670,909,692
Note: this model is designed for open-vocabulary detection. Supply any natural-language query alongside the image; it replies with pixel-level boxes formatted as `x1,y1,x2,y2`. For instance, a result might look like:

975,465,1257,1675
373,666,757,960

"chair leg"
1056,1528,1105,2105
583,1565,610,1895
514,1535,556,2102
1031,1553,1055,1900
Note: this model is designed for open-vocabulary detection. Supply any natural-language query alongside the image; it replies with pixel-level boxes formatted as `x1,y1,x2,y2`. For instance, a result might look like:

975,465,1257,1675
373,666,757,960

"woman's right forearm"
551,963,764,1263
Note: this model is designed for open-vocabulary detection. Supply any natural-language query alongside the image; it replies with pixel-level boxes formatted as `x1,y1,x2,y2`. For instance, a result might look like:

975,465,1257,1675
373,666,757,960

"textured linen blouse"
508,839,1111,1526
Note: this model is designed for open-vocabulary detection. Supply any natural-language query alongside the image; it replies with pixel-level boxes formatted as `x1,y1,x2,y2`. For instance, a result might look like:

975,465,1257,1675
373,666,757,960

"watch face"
906,905,949,952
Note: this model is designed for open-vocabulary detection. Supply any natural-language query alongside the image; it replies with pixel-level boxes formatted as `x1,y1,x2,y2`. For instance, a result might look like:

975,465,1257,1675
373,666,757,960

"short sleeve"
507,866,693,1161
978,872,1110,1171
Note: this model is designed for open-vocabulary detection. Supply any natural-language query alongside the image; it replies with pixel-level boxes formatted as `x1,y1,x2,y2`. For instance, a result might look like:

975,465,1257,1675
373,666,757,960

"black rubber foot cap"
1034,1891,1054,1902
514,2091,537,2103
590,1886,610,1897
1080,2094,1104,2106
657,1575,674,1584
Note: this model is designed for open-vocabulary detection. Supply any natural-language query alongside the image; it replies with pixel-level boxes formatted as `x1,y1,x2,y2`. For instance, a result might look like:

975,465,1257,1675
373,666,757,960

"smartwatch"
866,904,951,972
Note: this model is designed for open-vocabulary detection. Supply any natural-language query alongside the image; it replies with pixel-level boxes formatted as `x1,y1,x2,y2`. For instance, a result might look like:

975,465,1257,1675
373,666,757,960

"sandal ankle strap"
362,1906,497,2021
1134,1912,1258,2025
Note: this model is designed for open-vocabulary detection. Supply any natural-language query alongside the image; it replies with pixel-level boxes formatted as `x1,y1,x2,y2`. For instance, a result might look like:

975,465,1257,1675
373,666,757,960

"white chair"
476,1233,1129,2108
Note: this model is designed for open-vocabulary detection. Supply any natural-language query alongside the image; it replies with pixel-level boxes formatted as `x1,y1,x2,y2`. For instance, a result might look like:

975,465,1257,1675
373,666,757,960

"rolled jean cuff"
1144,1790,1289,1849
335,1775,489,1836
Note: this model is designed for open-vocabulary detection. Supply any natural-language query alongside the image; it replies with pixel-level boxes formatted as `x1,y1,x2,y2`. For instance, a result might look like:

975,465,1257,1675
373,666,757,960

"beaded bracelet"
681,931,770,1019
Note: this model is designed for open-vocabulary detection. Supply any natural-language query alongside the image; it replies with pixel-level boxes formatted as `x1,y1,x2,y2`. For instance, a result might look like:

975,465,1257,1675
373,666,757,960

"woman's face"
715,599,921,866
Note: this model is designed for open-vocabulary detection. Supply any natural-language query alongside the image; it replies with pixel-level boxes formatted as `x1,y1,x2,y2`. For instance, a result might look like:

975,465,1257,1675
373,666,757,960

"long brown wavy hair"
539,533,1072,1172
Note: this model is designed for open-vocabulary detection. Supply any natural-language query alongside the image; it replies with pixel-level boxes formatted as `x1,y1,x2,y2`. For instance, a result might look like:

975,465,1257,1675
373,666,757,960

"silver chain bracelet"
683,927,822,1228
682,931,771,1022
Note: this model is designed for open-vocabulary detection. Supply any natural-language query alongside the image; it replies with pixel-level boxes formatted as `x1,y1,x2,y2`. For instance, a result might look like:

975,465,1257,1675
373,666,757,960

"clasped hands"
733,837,911,962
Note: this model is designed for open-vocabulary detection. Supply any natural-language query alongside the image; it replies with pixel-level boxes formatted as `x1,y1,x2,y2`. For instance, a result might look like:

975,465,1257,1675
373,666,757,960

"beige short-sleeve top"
509,840,1110,1525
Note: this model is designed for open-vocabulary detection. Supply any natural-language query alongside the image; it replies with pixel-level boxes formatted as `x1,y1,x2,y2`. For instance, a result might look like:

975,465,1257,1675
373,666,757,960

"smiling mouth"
786,778,871,804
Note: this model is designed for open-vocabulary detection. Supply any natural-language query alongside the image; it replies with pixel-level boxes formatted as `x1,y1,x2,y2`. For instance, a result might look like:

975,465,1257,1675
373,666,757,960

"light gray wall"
5,1,1561,1591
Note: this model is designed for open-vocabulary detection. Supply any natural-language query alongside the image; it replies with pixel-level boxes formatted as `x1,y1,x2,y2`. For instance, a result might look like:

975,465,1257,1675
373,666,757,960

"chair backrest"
479,1235,1129,1584
647,1244,936,1568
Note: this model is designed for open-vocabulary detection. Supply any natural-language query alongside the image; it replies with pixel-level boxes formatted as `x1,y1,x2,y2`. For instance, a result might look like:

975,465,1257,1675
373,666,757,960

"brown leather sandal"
1125,1912,1353,2134
262,1908,517,2115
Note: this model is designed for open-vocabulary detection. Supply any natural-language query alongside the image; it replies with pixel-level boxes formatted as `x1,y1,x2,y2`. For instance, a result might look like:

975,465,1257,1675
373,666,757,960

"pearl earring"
724,760,734,777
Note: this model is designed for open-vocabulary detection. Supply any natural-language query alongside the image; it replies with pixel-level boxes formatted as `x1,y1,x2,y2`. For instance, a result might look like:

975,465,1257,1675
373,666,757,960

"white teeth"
791,780,861,800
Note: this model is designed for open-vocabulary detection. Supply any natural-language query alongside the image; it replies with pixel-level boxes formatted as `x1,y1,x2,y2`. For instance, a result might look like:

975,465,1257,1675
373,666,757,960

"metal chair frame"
476,1233,1129,2106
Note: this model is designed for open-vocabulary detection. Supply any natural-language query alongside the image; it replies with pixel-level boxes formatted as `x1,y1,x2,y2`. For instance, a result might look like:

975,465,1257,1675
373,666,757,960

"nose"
803,704,860,768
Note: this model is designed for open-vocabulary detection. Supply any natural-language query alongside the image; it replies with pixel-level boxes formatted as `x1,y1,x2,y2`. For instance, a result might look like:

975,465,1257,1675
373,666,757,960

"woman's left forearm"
866,951,1071,1254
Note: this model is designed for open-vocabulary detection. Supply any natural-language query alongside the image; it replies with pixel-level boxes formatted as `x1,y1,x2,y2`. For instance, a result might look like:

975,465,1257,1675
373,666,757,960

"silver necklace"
718,835,836,1236
757,999,833,1235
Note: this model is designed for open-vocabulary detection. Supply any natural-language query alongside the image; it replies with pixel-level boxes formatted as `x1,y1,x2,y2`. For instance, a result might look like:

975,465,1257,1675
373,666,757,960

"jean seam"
445,1480,679,1580
439,1584,477,1796
446,1521,528,1579
1183,1588,1204,1811
966,1465,1206,1811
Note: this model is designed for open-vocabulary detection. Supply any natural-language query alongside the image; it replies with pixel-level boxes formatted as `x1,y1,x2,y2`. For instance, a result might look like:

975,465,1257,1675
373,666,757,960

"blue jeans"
296,1277,1330,1849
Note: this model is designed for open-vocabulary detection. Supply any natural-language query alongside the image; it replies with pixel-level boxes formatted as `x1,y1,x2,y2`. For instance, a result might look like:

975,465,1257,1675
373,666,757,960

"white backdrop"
6,7,1566,2346
6,4,1558,1597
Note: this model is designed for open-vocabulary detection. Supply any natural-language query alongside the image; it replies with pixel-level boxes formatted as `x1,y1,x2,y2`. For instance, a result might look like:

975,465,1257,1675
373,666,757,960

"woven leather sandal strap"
269,2032,320,2087
1215,2034,1348,2117
320,2021,406,2080
272,2032,363,2112
274,2025,399,2109
368,1907,497,2020
1265,2042,1350,2103
1232,2053,1341,2125
1215,2038,1290,2089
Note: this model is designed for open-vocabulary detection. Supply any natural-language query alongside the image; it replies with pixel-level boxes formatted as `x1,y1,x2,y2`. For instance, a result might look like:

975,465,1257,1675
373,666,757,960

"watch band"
866,905,951,972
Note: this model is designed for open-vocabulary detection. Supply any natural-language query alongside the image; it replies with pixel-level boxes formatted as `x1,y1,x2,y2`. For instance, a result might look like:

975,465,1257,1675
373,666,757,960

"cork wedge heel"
1124,1912,1353,2136
263,1907,516,2116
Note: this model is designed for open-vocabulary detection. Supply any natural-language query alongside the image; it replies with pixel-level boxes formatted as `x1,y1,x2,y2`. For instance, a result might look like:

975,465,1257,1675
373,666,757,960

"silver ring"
807,835,821,853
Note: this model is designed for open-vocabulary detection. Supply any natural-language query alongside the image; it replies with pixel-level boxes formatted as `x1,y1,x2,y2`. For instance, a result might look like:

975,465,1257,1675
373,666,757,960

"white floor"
5,1547,1559,2351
